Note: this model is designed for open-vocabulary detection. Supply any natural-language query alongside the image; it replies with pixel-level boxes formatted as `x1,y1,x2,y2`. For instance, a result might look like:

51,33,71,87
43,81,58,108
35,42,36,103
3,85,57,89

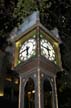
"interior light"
32,90,35,93
0,92,4,96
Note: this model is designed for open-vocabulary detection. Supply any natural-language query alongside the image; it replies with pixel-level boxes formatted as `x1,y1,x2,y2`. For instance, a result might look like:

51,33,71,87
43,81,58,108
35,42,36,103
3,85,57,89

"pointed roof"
10,11,39,39
10,11,61,43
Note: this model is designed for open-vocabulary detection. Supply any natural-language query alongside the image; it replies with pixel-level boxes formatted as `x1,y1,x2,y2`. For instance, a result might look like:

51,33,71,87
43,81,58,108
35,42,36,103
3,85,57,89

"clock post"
11,11,62,108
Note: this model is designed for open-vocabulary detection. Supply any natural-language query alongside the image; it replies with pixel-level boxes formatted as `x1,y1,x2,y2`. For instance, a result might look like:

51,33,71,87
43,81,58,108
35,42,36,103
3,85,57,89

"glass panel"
24,78,35,108
19,35,36,62
40,34,56,63
43,79,52,108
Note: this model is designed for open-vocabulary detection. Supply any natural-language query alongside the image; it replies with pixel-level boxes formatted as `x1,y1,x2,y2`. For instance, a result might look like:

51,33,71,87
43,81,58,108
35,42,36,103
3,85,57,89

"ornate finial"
35,10,40,22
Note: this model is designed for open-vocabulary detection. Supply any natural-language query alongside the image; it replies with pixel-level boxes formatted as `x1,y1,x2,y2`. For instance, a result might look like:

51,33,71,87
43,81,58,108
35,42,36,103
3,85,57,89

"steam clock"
11,11,62,108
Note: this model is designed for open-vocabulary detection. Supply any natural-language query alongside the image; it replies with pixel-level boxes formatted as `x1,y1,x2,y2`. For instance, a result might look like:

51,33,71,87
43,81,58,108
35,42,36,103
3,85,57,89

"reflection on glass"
24,78,35,108
43,79,52,108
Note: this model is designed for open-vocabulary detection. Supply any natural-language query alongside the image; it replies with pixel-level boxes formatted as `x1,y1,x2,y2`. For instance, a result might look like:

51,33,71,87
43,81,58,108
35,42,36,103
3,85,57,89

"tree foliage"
13,0,37,23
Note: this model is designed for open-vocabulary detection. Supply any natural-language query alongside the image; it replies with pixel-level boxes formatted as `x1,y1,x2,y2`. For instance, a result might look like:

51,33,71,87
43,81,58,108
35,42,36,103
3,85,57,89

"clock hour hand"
26,46,30,56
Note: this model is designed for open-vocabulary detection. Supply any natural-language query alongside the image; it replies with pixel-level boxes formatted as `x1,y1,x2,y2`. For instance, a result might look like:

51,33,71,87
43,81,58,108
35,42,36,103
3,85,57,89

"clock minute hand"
41,45,50,51
20,46,30,55
41,45,50,57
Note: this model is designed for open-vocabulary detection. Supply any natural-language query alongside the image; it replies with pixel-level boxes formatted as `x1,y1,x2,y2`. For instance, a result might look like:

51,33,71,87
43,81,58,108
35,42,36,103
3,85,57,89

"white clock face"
19,38,36,61
40,39,56,62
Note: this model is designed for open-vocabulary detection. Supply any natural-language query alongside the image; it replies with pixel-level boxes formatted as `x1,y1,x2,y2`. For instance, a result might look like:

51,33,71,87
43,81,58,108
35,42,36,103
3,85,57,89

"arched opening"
43,79,52,108
24,78,35,108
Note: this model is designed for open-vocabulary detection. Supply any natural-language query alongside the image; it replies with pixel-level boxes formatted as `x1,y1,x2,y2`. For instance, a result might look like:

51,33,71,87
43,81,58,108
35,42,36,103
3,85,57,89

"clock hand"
41,45,50,57
19,46,30,55
26,46,29,56
41,45,50,51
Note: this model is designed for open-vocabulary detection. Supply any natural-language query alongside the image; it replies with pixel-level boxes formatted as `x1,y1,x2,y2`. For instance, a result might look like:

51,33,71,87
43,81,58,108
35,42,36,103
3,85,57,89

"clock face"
40,39,56,62
19,38,36,61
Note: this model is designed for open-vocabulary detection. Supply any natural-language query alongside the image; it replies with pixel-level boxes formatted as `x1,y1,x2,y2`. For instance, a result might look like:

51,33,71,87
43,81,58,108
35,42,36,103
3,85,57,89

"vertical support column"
37,69,41,108
19,76,22,108
53,76,58,108
36,23,42,108
50,78,55,108
36,23,40,58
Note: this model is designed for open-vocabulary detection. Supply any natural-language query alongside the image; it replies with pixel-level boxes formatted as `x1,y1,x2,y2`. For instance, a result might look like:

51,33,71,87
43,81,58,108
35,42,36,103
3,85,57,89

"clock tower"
11,11,62,108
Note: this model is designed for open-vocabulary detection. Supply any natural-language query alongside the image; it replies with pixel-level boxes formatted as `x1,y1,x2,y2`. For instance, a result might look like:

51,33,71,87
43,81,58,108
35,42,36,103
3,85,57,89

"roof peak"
10,11,40,38
9,11,61,44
